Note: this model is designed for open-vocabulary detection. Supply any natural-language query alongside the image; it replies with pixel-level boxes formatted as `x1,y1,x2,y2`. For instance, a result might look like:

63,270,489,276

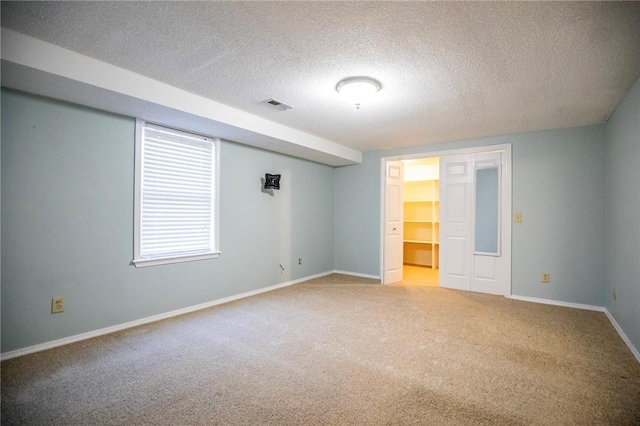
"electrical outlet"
298,258,302,265
51,297,65,314
514,212,523,223
541,272,550,284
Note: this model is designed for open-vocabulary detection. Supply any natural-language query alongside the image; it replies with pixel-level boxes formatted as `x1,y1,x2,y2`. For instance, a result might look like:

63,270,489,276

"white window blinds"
136,122,218,264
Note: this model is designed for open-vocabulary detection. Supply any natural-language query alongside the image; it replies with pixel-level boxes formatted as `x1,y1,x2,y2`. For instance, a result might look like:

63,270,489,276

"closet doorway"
402,157,440,286
381,144,512,297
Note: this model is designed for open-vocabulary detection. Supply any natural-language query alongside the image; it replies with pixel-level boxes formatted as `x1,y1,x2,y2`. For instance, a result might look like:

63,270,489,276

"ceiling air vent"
263,99,293,111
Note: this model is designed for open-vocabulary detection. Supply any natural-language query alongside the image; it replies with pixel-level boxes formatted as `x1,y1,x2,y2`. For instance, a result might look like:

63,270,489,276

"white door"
439,155,472,290
383,160,404,284
471,152,507,295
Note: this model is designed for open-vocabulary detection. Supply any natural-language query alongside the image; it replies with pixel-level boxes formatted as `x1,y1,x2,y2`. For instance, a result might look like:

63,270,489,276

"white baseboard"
508,294,639,364
0,270,334,361
603,309,640,364
333,270,381,280
5,277,637,365
507,295,606,312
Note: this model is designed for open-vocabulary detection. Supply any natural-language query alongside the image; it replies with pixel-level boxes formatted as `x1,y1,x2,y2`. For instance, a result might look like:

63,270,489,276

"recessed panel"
387,185,401,222
474,255,496,280
445,236,466,277
446,183,467,223
385,234,403,267
388,165,401,178
446,162,467,177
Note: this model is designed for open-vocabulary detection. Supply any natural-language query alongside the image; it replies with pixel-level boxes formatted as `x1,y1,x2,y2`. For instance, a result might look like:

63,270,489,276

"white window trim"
133,119,221,268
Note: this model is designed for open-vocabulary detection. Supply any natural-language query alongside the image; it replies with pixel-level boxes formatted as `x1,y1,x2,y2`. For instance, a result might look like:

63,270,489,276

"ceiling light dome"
336,76,382,109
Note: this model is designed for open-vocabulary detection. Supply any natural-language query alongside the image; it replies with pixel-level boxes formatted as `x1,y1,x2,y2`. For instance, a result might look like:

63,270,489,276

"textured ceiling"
2,1,639,152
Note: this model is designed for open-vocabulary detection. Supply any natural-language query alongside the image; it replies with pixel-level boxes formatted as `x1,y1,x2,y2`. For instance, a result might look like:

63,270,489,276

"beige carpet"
2,273,639,425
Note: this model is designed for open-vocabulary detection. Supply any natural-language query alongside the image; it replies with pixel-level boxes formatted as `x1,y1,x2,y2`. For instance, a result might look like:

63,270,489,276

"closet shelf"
403,167,440,269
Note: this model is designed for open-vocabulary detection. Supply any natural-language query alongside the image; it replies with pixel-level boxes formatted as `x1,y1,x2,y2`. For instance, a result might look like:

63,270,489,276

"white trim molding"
333,270,381,281
0,271,334,361
507,295,606,312
4,279,637,365
604,310,640,364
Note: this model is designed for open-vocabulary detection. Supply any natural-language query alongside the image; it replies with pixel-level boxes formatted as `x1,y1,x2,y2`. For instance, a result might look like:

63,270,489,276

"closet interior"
402,157,440,286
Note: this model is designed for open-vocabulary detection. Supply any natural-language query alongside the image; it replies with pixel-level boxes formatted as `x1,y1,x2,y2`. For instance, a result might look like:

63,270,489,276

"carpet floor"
2,274,639,425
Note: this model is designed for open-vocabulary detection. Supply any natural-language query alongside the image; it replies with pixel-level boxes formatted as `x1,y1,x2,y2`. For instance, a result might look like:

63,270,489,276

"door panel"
446,184,467,223
439,156,471,290
445,237,467,277
474,255,496,280
471,152,506,295
383,161,403,284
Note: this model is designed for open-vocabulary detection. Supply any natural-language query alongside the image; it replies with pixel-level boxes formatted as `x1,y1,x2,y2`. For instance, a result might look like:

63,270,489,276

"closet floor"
400,265,438,286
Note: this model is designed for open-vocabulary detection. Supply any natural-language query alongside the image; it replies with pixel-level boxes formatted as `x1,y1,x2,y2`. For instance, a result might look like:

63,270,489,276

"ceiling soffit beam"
0,28,362,167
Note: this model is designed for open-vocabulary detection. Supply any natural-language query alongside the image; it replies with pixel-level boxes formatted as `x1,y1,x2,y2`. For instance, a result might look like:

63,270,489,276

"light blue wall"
4,80,638,356
1,89,334,353
335,125,606,306
605,77,640,353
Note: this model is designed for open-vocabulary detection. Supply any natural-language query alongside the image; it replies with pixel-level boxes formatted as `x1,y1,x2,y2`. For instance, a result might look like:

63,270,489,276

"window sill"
133,252,221,268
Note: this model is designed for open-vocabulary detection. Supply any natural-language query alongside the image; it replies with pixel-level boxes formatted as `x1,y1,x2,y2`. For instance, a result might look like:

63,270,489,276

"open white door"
439,155,472,290
383,160,403,284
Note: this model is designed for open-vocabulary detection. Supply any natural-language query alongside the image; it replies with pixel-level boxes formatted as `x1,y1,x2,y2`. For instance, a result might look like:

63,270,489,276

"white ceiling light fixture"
336,76,382,109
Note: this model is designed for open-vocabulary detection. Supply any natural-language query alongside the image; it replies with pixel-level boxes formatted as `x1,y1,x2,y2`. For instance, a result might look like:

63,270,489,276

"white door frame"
380,144,512,295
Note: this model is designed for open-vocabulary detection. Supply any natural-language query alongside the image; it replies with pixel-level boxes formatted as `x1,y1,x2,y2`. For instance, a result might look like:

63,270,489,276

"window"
134,120,220,267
